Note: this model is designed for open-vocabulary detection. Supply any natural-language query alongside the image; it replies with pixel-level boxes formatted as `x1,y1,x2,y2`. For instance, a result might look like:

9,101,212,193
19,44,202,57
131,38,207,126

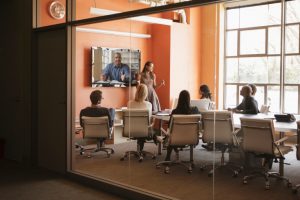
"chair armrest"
274,136,289,145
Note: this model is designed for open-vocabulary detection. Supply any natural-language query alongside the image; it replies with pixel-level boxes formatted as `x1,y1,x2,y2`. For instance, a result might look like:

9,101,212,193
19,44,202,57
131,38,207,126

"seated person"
127,84,153,152
102,52,130,83
165,90,200,161
228,85,259,114
193,84,213,112
80,90,115,144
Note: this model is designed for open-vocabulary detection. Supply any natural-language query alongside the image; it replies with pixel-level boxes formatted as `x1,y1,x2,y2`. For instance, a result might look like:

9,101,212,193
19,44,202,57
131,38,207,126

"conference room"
37,0,300,199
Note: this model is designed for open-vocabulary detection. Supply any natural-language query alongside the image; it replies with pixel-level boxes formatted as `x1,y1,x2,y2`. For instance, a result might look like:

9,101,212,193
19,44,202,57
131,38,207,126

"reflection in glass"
226,58,238,82
226,31,237,56
267,86,280,113
285,25,299,54
225,85,237,108
268,3,281,25
268,27,281,54
285,56,300,84
240,29,266,55
239,57,268,83
284,86,298,113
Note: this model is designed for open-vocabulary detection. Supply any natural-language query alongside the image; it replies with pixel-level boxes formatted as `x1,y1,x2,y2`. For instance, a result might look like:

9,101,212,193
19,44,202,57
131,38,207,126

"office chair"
240,118,292,189
79,116,114,158
293,121,300,193
201,111,242,177
120,109,156,162
156,114,201,174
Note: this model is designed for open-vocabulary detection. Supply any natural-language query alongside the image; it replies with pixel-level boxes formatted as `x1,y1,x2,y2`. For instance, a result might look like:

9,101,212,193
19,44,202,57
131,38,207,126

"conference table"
153,111,300,176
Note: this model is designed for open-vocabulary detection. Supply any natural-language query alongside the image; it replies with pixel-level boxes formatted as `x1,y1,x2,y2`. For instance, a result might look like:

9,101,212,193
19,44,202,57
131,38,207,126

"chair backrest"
191,99,210,112
122,109,149,138
82,116,110,138
201,111,234,145
168,114,201,146
297,121,300,160
240,118,275,155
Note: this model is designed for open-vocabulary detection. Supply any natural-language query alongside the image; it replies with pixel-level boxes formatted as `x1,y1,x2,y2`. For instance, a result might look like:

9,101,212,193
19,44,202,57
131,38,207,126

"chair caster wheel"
120,157,124,161
164,167,170,174
243,180,247,184
188,167,192,173
208,172,213,177
138,157,143,162
265,182,270,190
233,171,238,177
107,153,111,158
156,164,161,169
152,156,156,160
287,182,292,188
80,152,84,155
111,149,115,154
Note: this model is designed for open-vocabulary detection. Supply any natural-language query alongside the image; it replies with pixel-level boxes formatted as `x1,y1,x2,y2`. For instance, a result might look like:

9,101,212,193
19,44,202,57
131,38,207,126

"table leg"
158,119,162,155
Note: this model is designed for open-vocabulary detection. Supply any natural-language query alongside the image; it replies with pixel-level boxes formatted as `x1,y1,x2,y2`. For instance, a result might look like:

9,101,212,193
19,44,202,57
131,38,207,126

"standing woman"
139,61,164,113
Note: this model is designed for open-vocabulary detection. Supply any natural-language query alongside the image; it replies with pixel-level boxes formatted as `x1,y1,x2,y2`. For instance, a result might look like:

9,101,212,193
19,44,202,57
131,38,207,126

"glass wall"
33,0,300,199
224,0,300,114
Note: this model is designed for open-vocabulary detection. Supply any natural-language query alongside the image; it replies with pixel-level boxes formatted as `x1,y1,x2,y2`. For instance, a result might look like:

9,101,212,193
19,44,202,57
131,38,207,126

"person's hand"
120,72,125,82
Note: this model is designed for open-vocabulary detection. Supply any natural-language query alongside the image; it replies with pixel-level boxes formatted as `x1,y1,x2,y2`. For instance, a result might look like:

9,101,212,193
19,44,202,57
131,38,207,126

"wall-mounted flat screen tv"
91,47,141,87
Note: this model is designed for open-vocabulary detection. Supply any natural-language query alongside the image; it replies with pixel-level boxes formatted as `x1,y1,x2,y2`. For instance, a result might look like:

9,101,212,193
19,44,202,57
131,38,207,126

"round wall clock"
49,1,66,20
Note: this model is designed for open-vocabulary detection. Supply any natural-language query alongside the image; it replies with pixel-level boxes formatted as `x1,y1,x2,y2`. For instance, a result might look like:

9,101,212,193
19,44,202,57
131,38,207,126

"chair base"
293,184,300,193
79,146,114,158
120,150,156,162
243,170,292,190
156,159,193,174
201,161,242,177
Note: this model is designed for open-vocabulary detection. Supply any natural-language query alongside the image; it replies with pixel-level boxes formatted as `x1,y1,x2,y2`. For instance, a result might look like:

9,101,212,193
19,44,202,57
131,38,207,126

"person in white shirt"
127,84,153,151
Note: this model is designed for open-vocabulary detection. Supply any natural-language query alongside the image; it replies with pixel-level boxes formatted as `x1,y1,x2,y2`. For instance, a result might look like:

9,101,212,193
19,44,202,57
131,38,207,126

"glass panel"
268,56,280,84
240,5,268,28
225,85,237,108
240,29,266,55
268,27,281,54
267,86,280,113
286,0,300,23
285,25,299,54
285,56,300,84
74,0,189,21
239,57,268,83
284,86,298,113
255,86,264,109
268,3,281,25
226,58,238,82
36,0,66,27
226,31,238,56
226,8,239,29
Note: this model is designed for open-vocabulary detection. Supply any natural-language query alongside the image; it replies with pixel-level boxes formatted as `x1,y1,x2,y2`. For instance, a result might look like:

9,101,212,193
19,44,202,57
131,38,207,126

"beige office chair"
240,118,292,189
201,111,242,177
120,109,156,162
293,121,300,193
156,114,201,174
80,116,114,158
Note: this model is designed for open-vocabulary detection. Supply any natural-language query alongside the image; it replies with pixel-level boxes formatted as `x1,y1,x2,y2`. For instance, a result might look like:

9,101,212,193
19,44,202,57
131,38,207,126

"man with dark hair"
80,90,114,128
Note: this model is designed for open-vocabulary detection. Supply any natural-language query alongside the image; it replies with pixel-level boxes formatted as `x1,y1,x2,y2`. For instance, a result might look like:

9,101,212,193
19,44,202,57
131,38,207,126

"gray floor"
0,159,124,200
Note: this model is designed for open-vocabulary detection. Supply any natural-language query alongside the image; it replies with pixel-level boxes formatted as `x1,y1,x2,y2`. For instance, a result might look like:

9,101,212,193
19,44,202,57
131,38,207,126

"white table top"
153,112,300,133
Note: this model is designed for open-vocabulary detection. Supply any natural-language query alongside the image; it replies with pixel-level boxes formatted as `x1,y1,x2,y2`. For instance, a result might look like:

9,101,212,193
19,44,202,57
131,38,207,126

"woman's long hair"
175,90,192,114
141,61,154,79
200,84,212,100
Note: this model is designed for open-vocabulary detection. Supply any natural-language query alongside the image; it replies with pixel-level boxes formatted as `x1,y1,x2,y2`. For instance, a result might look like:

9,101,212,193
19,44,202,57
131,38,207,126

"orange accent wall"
200,5,220,105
